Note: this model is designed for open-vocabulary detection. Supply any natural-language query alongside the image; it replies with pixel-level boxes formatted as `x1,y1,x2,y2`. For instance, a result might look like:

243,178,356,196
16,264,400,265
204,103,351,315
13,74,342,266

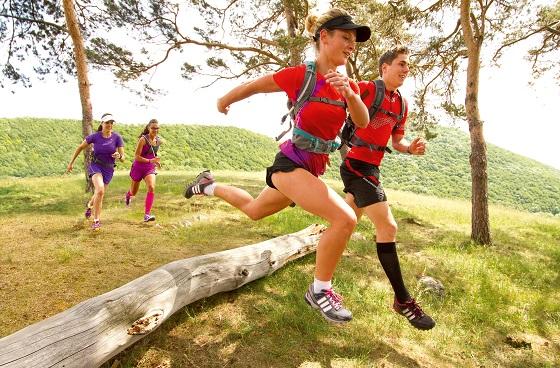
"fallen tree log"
0,224,325,368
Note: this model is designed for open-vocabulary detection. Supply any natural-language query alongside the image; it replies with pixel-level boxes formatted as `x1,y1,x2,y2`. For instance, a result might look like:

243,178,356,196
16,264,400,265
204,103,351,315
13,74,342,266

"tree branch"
0,13,67,32
197,61,279,88
492,20,559,61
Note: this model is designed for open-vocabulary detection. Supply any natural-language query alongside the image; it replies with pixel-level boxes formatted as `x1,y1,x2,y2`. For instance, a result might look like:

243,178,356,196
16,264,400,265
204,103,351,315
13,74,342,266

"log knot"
127,309,164,335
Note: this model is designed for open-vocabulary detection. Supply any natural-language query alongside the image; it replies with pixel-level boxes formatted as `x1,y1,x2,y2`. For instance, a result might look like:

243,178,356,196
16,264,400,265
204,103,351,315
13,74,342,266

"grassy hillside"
0,117,278,177
0,172,558,367
1,117,559,214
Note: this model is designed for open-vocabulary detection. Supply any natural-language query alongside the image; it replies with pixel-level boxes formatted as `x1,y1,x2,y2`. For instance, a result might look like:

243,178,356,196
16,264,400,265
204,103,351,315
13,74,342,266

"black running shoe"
393,297,435,330
304,284,352,324
184,170,215,199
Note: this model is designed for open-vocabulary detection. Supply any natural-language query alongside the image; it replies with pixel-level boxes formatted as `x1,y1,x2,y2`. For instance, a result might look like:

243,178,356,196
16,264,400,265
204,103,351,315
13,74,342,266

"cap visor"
335,24,371,42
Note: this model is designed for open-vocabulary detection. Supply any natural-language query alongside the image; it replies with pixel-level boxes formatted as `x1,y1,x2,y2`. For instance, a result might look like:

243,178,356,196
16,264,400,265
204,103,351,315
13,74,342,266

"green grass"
0,172,558,367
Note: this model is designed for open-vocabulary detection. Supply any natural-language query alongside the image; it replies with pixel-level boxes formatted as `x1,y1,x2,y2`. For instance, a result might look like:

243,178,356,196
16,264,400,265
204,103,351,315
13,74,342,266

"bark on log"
0,224,325,368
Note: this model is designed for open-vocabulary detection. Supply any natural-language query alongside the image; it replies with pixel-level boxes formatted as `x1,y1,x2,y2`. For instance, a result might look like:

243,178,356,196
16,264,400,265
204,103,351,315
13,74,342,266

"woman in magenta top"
183,8,370,324
125,119,162,222
67,113,125,231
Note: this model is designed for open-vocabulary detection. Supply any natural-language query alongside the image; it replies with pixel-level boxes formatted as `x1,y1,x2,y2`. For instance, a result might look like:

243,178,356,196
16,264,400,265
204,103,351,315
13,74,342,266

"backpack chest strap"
377,107,404,122
349,135,392,153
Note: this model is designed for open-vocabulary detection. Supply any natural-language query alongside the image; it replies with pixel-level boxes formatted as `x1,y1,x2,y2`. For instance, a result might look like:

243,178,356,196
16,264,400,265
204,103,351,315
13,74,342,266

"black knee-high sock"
376,242,410,303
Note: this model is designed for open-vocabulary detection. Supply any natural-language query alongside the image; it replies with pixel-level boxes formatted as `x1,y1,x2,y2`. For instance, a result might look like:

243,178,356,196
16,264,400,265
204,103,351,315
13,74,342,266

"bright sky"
1,3,559,171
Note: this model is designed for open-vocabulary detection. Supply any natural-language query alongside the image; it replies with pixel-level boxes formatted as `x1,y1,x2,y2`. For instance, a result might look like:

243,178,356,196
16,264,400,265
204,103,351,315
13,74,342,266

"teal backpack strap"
292,127,341,154
276,61,316,141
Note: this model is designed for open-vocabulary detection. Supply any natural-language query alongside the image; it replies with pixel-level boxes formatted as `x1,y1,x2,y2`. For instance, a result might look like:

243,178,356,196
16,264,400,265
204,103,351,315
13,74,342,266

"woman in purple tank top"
66,113,125,231
125,119,162,222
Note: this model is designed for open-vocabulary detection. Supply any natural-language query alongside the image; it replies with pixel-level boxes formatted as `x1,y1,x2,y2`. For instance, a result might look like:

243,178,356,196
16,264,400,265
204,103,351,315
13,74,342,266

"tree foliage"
331,0,415,81
495,0,560,81
0,1,71,88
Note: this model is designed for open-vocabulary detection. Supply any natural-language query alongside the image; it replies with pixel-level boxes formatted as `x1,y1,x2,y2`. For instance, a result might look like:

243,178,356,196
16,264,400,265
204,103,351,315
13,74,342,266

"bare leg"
272,169,357,281
214,184,293,220
363,201,397,242
144,174,156,193
129,180,141,196
91,174,106,220
344,193,365,221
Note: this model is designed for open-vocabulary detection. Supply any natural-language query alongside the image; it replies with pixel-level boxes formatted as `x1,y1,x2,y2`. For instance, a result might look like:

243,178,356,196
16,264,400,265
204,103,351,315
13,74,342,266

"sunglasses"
150,127,159,130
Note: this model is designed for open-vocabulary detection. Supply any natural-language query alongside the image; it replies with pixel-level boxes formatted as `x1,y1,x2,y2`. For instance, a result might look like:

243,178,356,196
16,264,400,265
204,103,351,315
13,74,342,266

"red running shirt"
346,80,408,166
273,64,359,176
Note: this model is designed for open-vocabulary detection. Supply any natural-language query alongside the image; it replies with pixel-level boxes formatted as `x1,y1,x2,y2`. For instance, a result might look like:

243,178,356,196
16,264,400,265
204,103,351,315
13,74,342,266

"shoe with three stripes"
184,170,215,199
393,297,435,330
304,284,352,324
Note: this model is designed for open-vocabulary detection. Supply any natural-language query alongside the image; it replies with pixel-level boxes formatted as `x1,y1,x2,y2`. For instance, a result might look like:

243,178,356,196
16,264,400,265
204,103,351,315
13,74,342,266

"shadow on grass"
103,259,425,368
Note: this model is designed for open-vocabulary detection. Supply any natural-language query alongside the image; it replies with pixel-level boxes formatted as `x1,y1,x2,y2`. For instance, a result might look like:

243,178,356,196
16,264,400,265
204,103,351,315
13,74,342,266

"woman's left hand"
325,70,354,98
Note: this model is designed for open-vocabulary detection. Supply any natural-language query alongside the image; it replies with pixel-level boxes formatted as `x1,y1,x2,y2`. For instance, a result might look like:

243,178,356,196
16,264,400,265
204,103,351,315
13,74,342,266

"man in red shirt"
340,46,435,330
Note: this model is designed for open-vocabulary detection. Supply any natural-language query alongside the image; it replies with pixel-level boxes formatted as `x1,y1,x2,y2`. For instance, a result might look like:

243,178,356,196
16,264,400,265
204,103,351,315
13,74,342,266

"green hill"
1,117,559,214
0,117,278,176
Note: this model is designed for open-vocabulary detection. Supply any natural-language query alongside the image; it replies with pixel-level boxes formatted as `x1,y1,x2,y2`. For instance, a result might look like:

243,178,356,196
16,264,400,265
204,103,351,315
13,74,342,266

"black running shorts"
266,151,303,189
340,158,387,208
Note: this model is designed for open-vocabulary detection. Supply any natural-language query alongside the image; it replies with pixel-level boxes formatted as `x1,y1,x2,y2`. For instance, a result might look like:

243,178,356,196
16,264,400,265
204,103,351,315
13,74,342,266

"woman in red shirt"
184,8,370,324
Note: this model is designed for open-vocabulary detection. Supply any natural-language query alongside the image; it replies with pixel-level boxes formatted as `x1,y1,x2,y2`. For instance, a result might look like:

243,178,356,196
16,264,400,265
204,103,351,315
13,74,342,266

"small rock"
418,275,445,297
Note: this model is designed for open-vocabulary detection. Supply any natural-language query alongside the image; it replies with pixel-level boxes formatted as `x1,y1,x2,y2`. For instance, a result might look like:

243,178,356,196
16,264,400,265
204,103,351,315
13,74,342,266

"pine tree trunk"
284,0,301,66
461,0,492,244
62,0,94,193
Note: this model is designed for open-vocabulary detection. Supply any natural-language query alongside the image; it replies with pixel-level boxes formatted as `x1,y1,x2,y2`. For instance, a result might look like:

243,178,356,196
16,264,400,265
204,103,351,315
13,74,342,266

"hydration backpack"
339,79,406,154
276,61,346,150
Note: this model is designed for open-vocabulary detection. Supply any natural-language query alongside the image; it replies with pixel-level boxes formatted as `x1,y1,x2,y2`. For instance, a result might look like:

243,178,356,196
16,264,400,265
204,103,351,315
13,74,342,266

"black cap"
314,15,371,43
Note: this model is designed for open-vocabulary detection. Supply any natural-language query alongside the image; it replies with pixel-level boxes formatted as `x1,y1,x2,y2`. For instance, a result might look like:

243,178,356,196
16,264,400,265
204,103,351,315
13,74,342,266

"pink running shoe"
91,221,101,231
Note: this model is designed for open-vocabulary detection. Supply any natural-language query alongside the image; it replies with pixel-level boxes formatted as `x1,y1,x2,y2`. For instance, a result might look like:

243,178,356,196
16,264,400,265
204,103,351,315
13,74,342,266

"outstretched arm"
217,74,282,115
66,140,89,173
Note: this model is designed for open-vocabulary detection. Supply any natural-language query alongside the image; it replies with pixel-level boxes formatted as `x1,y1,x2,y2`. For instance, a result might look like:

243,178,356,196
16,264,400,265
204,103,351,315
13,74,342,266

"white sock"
93,218,100,223
203,183,216,196
313,278,332,293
